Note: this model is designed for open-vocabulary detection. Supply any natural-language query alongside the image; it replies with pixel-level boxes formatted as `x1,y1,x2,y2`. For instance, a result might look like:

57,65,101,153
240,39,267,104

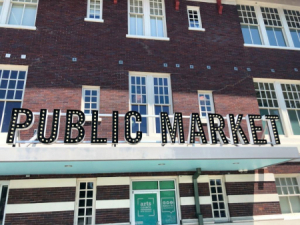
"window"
85,0,103,22
254,79,300,136
198,91,214,118
261,7,286,47
284,9,300,48
237,5,262,45
0,67,27,133
254,82,284,135
129,72,172,135
275,177,300,214
187,6,204,31
0,182,8,225
281,84,300,135
75,180,96,225
209,177,229,220
0,0,38,28
128,0,168,39
131,180,179,225
82,86,100,115
237,3,300,49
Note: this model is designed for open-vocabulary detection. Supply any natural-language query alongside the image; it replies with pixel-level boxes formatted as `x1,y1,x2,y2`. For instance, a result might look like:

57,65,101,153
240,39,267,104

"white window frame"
129,176,181,225
129,71,173,138
126,0,169,41
253,78,300,138
81,86,100,121
237,0,300,51
74,178,97,225
0,0,39,30
0,65,28,139
84,0,104,23
198,91,215,120
0,181,9,225
208,176,230,222
275,174,300,218
187,6,205,32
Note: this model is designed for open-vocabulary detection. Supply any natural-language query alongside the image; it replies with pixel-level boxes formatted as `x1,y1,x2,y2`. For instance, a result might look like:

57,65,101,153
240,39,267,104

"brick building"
0,0,300,224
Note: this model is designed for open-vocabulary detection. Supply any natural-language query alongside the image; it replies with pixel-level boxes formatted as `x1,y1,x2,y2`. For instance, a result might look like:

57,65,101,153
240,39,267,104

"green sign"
160,191,177,225
135,193,158,225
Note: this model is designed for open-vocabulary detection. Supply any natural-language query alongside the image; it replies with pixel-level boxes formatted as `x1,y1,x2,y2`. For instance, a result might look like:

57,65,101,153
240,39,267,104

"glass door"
134,192,160,225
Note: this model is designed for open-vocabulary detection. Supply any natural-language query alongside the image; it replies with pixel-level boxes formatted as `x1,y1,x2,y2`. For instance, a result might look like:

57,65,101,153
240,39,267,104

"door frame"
130,177,180,225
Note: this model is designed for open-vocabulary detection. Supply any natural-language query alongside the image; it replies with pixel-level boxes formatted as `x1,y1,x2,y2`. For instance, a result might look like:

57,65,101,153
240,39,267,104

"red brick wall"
4,211,74,225
228,202,281,217
7,187,76,204
96,208,130,224
225,182,277,195
268,162,300,174
96,185,129,200
180,205,212,219
179,183,210,197
0,0,298,141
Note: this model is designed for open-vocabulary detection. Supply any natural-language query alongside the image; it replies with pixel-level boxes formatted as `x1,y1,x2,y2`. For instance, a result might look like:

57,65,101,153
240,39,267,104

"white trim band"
228,194,279,203
179,175,209,183
96,200,130,209
5,202,75,214
225,174,275,182
180,196,212,205
97,177,130,186
9,178,76,189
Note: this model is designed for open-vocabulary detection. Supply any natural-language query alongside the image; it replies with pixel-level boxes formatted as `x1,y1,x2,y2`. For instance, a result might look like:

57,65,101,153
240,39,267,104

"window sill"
84,18,104,23
0,24,36,30
188,27,205,32
244,44,300,51
85,115,102,122
126,34,170,41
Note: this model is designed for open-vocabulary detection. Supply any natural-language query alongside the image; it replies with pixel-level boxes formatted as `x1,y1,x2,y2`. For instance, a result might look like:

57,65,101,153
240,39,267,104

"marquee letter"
112,111,119,144
38,109,60,144
160,112,185,145
207,114,228,144
264,115,281,145
124,111,142,144
246,115,267,145
6,108,34,144
91,110,107,144
64,110,85,143
227,114,249,145
188,113,207,144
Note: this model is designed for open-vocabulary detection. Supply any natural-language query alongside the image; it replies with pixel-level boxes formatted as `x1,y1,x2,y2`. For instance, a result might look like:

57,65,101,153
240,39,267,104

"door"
134,193,160,225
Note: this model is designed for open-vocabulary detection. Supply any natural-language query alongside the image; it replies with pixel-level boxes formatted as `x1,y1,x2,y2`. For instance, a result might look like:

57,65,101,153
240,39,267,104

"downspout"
193,168,203,225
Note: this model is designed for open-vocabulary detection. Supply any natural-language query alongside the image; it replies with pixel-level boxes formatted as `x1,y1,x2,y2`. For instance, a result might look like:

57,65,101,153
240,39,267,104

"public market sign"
6,108,281,145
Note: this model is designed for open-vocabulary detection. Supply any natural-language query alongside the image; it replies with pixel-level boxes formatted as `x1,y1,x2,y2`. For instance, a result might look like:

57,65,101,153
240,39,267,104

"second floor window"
284,9,300,48
128,0,167,38
0,67,27,133
187,6,203,30
86,0,103,21
129,72,172,135
198,91,214,118
82,86,100,115
0,0,39,28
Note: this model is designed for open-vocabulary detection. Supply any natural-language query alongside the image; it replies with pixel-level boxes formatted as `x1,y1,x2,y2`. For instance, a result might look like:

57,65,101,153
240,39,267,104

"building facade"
0,0,300,224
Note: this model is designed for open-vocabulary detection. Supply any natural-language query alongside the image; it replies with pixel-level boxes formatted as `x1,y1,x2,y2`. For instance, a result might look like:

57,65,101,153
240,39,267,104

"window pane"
8,4,23,25
290,196,300,213
250,26,262,45
160,191,177,225
266,27,277,46
0,186,8,224
290,29,300,48
288,110,300,135
137,15,143,35
269,109,284,135
150,17,157,36
159,181,175,189
132,181,158,190
22,5,37,26
157,17,164,37
274,28,286,46
241,25,252,44
279,197,291,214
130,16,137,35
1,101,22,132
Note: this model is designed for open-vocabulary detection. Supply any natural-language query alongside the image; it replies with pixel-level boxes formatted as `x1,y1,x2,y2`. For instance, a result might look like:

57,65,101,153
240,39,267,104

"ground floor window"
0,182,9,224
131,180,178,225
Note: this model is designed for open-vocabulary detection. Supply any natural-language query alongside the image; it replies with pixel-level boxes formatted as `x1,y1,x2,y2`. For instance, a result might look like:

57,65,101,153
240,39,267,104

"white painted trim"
86,0,103,21
178,175,209,183
231,214,284,222
225,173,275,182
188,27,206,32
228,194,279,203
0,24,36,30
180,196,212,205
244,44,300,51
9,178,76,189
126,34,170,41
84,18,104,23
97,177,130,186
96,199,130,209
5,202,75,214
187,0,237,5
0,64,28,70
